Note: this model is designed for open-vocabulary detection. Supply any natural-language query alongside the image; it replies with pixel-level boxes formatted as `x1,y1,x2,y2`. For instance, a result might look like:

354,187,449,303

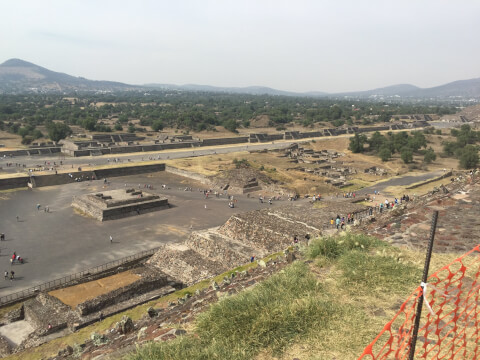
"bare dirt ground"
0,131,25,150
164,133,460,198
49,270,141,309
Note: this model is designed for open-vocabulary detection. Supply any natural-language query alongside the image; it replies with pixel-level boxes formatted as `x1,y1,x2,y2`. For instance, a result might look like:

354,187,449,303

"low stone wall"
165,166,211,185
68,149,92,157
0,176,30,190
0,164,166,190
249,133,284,143
94,163,165,178
76,268,170,316
300,131,324,138
110,146,143,154
141,144,164,152
160,142,196,150
0,149,29,157
201,137,249,146
30,172,95,188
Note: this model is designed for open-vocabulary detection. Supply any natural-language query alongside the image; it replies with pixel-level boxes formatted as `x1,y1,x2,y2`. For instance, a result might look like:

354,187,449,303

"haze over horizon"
1,0,479,93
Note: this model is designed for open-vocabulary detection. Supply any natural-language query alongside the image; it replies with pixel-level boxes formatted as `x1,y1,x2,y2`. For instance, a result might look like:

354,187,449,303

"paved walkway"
358,170,445,196
0,320,34,346
0,171,274,297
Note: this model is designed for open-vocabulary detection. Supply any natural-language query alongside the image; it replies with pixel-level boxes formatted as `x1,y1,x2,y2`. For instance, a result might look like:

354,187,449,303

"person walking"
109,235,113,244
4,271,8,280
10,270,14,281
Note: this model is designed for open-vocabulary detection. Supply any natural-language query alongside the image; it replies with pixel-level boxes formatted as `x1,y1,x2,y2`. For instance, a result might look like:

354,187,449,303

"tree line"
0,91,457,144
349,125,479,169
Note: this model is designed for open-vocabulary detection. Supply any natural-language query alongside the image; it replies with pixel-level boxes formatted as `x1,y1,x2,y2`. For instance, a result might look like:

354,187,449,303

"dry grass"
164,153,244,176
0,131,25,149
254,239,463,360
126,234,466,360
49,271,141,309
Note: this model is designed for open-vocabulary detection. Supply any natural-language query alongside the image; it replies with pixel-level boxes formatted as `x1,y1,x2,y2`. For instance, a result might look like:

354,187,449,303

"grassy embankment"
127,233,462,360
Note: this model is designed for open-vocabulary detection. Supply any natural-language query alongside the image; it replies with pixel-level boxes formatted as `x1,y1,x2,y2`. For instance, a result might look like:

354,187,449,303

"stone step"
185,230,259,267
146,244,229,286
217,208,324,252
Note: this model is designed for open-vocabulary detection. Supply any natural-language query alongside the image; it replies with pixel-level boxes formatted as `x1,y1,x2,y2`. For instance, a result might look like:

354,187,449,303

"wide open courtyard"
0,170,272,297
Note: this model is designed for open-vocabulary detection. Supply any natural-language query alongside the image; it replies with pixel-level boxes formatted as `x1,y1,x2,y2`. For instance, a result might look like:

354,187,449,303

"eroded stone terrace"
363,177,480,253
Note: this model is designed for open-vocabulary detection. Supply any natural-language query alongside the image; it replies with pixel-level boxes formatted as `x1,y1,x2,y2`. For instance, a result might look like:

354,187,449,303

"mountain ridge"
1,58,479,98
0,58,137,93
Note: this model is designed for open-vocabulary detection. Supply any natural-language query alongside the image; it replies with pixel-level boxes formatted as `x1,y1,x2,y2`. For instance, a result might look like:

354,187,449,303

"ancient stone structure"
46,255,293,360
283,145,355,187
208,168,264,194
147,202,367,285
362,174,480,253
72,188,169,221
16,121,428,158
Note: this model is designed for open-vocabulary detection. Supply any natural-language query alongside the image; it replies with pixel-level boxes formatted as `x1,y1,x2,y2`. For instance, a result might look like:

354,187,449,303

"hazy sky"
1,0,479,93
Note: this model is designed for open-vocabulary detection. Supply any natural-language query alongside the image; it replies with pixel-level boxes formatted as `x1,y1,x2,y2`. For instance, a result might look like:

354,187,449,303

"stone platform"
72,188,169,221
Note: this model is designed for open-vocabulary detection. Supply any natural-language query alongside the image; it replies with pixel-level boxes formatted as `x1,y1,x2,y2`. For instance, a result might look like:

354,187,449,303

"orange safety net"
358,244,480,360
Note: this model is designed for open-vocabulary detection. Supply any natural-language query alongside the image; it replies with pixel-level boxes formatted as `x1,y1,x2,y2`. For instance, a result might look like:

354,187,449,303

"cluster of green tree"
46,122,72,143
442,125,479,169
232,158,250,168
349,130,435,164
0,121,44,144
0,92,457,138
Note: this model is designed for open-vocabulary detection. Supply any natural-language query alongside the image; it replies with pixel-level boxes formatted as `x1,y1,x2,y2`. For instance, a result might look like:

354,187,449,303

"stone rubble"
361,174,480,253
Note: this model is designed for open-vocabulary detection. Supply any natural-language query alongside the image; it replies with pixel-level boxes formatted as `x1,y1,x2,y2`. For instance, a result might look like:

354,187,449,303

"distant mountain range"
1,58,480,99
144,83,328,97
334,79,480,99
0,59,137,93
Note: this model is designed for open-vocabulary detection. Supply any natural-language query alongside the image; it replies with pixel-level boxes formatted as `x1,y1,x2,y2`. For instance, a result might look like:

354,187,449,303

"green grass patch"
128,262,336,360
306,232,384,260
126,235,426,360
338,250,422,296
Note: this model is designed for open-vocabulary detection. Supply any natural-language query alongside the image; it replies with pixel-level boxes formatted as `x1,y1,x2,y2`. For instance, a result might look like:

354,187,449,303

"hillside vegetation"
127,233,459,360
0,92,457,144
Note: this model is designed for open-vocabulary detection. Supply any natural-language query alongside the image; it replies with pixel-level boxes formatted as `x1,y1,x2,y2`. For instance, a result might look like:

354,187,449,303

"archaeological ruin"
72,188,169,221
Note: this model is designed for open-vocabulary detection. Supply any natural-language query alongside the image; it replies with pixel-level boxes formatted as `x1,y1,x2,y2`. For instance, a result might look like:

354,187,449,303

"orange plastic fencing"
358,244,480,360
